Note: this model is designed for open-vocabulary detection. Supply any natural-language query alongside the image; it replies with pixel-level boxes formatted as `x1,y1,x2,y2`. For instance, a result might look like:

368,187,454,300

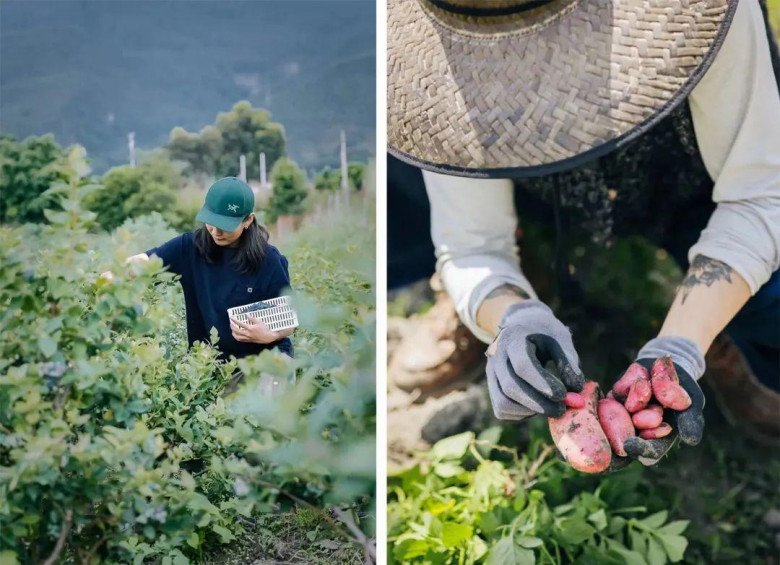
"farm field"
0,148,376,564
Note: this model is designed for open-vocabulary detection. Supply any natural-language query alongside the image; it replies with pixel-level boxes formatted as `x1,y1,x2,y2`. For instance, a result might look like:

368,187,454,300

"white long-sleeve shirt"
425,0,780,344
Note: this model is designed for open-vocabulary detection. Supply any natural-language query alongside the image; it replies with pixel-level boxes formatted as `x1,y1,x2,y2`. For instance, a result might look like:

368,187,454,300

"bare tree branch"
42,509,73,565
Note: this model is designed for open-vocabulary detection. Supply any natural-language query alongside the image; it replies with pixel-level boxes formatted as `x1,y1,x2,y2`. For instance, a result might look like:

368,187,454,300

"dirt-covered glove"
620,336,706,466
485,300,585,420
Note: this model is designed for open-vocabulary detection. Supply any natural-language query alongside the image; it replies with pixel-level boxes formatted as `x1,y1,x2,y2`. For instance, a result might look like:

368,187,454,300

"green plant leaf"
38,335,57,358
588,509,608,531
646,536,667,565
433,462,465,478
658,520,689,536
516,536,543,548
485,536,535,565
441,522,473,548
557,517,596,545
639,511,668,529
186,532,199,549
0,551,19,565
211,524,235,543
395,539,430,560
428,499,456,516
607,516,627,536
470,535,489,561
630,530,648,555
476,425,503,457
606,539,649,565
578,545,627,565
657,533,688,562
431,432,474,460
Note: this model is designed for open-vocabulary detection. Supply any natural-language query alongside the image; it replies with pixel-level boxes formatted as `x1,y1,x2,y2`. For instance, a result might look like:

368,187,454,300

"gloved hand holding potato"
548,336,706,473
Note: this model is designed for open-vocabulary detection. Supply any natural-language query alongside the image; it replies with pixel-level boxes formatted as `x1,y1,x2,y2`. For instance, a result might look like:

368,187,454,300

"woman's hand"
230,316,293,344
99,253,150,283
126,253,150,265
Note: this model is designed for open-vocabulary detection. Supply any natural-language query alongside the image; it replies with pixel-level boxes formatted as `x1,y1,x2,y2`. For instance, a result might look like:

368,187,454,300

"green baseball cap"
196,177,255,232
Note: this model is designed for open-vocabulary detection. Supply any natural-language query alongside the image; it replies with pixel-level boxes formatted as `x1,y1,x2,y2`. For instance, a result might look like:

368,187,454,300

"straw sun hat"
388,0,738,177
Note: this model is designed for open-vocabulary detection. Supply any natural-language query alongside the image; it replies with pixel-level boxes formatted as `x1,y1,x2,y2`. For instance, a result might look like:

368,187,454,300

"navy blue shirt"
146,233,293,359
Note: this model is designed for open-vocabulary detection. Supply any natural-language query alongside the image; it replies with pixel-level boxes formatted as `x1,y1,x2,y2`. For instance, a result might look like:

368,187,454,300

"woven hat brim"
388,0,738,177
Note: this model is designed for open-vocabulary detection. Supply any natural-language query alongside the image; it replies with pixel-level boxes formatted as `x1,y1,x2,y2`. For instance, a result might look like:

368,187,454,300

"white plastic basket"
227,295,298,332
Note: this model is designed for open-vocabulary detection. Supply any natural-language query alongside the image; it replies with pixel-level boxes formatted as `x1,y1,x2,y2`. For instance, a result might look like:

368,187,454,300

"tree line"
1,101,367,230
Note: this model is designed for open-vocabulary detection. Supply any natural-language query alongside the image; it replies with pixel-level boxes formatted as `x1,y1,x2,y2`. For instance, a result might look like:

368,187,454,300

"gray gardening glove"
485,300,585,420
622,336,706,466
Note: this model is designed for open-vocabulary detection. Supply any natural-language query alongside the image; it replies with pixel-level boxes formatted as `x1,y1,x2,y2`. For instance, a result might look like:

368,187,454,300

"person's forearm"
475,284,530,338
658,255,751,354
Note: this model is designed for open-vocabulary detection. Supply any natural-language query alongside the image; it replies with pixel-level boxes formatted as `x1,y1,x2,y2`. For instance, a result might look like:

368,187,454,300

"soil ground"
207,509,369,564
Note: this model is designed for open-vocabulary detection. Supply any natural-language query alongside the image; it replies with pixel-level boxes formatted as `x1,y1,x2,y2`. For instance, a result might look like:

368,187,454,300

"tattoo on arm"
486,284,531,300
679,255,734,304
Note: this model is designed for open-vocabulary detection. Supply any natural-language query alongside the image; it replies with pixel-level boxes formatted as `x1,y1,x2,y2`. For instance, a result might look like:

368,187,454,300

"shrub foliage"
0,134,66,224
267,157,309,223
389,424,691,564
0,148,374,563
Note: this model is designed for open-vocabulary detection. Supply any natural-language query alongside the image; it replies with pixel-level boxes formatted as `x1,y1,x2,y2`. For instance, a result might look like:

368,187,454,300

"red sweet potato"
651,357,679,383
548,381,612,473
650,356,691,410
564,392,585,409
597,397,635,457
612,362,650,400
624,379,652,413
639,422,673,439
632,405,664,429
652,379,692,410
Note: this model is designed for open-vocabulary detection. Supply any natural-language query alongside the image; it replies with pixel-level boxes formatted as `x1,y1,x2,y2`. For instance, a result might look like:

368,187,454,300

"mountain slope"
0,0,375,173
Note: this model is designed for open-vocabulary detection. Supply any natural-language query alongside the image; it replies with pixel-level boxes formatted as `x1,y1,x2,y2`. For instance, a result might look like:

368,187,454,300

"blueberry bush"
0,147,375,563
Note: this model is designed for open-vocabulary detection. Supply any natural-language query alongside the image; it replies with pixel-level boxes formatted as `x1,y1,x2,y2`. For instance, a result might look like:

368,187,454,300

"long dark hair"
193,216,270,273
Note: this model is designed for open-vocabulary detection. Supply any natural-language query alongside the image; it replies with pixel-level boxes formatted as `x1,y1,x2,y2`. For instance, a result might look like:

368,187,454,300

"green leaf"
554,503,574,516
485,536,535,565
578,545,626,565
646,536,667,565
433,462,464,478
431,432,474,460
639,511,668,529
38,335,57,358
0,551,19,565
658,520,689,536
607,516,627,536
516,536,543,548
470,535,489,561
588,509,608,531
630,530,648,555
476,425,503,457
186,532,199,549
606,539,648,565
557,517,596,545
441,522,473,548
477,509,504,537
428,499,456,516
211,524,236,543
657,533,688,562
396,539,430,560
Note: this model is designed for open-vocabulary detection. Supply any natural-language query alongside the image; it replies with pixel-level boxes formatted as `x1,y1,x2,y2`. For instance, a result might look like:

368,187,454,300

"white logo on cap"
227,203,239,213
